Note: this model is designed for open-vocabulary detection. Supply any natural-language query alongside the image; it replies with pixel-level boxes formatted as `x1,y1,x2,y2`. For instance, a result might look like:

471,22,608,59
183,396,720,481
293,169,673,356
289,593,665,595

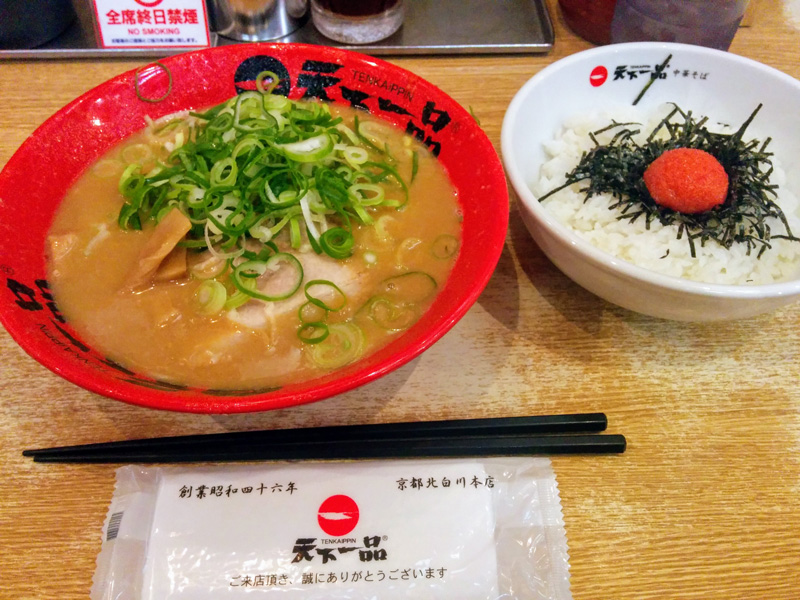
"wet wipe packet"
91,458,572,600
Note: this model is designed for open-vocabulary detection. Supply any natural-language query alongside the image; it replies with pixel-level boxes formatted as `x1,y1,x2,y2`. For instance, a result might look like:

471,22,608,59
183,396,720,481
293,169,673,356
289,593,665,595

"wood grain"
1,1,799,598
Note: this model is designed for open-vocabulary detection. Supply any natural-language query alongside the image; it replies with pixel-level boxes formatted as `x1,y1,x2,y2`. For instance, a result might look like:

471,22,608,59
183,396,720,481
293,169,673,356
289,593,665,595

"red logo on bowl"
318,495,360,537
590,66,608,87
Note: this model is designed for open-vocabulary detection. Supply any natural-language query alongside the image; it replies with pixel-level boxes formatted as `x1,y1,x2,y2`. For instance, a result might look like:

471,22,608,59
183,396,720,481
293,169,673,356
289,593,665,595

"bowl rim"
0,42,508,413
501,41,800,299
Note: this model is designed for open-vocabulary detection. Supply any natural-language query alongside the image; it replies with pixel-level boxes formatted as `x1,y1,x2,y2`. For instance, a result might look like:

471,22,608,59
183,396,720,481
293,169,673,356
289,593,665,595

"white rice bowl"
534,105,800,286
502,42,800,321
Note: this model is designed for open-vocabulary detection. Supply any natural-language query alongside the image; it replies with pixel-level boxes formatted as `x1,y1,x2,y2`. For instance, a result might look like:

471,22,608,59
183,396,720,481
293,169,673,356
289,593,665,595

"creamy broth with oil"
46,99,461,390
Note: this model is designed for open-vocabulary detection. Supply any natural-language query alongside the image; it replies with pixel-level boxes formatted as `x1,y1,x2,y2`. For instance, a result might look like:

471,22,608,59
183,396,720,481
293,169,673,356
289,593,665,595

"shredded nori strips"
540,104,800,258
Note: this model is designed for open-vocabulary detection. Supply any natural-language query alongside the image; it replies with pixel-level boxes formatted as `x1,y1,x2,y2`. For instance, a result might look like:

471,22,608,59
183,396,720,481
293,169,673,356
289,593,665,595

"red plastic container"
558,0,617,45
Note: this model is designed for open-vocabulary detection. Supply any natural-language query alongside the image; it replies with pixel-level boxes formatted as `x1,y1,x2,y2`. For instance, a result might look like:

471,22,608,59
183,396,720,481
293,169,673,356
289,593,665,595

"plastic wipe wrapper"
91,458,572,600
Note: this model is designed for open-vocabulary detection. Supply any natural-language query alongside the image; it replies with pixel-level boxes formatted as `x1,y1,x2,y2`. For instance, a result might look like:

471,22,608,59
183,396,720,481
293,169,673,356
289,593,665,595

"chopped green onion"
395,236,423,266
118,203,141,230
367,297,419,331
468,105,481,125
274,133,334,163
310,322,365,369
432,234,460,259
363,160,409,206
304,279,347,311
378,271,438,303
195,280,227,315
297,321,329,344
152,117,185,137
374,215,395,242
134,61,173,103
118,96,411,267
119,163,144,196
342,145,369,168
208,112,234,132
121,143,153,165
209,157,238,187
306,225,323,254
256,70,280,94
289,216,302,248
298,300,328,324
231,253,303,302
349,182,385,206
354,116,387,154
224,280,254,310
189,255,228,280
92,159,124,179
320,227,354,259
116,90,439,344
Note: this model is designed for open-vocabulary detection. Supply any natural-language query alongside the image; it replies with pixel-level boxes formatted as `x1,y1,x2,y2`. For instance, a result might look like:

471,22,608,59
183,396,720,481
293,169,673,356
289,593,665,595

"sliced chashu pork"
227,250,369,329
183,250,362,371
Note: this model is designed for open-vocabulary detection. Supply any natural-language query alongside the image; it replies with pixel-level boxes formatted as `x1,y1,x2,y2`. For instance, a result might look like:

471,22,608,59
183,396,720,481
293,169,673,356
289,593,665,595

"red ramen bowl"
0,43,507,413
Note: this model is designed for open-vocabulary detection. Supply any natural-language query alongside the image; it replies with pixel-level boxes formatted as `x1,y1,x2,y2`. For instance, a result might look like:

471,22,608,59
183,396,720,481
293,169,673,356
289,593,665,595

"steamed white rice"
534,105,800,285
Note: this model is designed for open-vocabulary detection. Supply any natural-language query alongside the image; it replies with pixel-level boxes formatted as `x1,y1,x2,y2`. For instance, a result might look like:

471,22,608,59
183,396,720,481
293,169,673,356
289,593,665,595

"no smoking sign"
92,0,210,49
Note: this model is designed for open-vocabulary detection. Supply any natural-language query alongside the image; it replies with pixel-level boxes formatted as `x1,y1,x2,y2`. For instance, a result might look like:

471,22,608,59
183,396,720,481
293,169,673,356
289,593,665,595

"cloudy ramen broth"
46,100,461,390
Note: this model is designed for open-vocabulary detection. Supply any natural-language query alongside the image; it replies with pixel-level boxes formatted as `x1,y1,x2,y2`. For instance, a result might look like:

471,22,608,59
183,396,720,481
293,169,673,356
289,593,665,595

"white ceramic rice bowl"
502,42,800,321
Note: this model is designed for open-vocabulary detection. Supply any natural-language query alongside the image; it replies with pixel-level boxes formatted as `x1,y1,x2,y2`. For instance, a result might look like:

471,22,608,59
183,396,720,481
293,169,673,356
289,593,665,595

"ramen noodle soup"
46,91,461,390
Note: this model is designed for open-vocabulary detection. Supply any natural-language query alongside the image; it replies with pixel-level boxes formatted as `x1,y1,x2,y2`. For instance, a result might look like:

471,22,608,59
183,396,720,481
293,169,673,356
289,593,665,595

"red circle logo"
318,495,360,537
590,65,608,87
134,0,163,6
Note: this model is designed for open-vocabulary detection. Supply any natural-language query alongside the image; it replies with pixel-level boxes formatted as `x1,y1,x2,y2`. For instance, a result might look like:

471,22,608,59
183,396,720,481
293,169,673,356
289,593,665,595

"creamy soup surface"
47,100,461,390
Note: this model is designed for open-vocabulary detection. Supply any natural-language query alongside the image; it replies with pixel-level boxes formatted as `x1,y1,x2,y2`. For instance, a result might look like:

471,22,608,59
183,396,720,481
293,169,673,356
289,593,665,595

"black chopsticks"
22,412,625,463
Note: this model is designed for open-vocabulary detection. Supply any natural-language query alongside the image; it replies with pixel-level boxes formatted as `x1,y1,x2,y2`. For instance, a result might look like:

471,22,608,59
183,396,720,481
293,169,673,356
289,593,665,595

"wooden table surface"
1,1,799,598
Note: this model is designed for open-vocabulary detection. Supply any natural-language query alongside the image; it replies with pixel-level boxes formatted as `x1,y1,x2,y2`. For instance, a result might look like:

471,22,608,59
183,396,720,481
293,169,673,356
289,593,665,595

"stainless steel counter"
0,0,554,59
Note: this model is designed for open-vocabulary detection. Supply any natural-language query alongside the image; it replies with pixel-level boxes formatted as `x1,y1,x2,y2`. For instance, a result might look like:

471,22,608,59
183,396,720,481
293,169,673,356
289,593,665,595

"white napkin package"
91,458,571,600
